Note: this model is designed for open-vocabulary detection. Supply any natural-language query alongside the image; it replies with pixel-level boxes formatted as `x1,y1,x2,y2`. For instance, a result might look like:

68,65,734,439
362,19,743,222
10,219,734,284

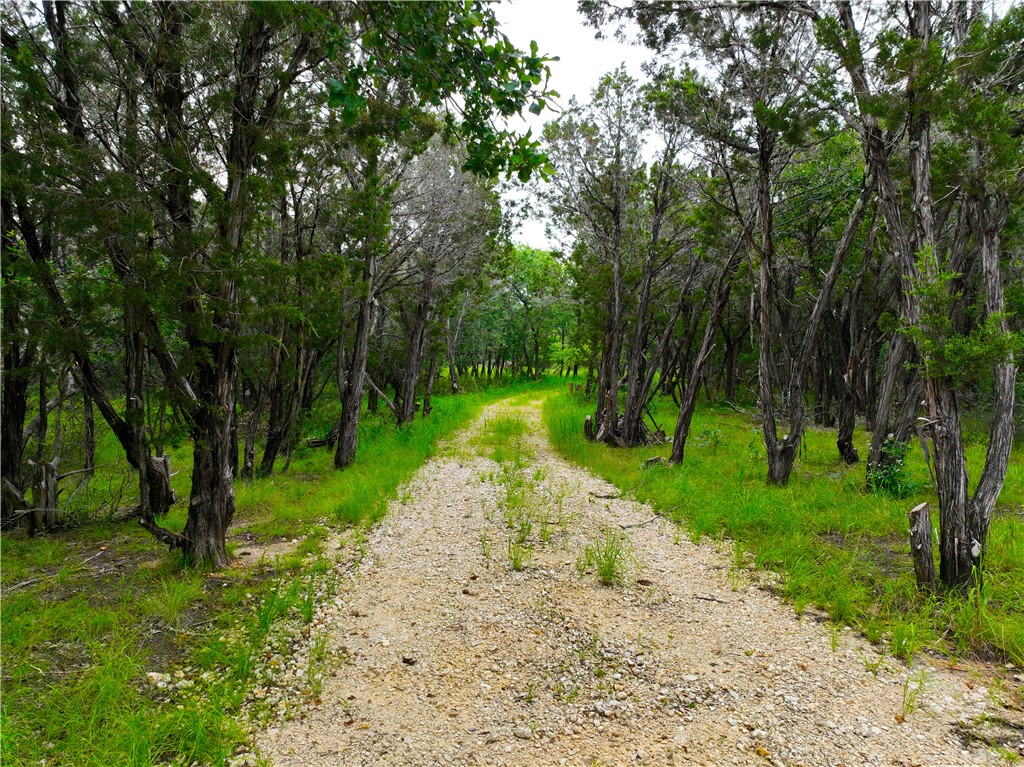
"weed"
577,529,631,586
515,512,534,545
861,650,889,678
695,428,722,451
306,632,330,699
830,625,841,653
538,510,556,545
898,669,929,721
300,573,318,624
890,622,919,662
480,531,492,562
506,536,532,572
553,681,579,702
868,439,919,499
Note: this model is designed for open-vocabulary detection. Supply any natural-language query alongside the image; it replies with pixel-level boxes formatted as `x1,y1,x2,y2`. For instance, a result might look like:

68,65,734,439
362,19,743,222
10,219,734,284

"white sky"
493,0,652,251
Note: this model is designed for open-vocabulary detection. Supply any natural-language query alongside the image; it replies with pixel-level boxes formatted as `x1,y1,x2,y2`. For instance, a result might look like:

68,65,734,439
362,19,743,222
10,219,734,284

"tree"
2,0,557,567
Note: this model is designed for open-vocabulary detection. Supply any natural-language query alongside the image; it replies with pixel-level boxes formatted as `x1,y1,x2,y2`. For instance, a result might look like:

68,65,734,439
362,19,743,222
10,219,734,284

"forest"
2,2,1023,766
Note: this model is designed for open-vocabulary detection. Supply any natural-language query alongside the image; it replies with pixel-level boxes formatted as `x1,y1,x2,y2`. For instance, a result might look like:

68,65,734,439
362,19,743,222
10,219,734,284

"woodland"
1,1,1023,765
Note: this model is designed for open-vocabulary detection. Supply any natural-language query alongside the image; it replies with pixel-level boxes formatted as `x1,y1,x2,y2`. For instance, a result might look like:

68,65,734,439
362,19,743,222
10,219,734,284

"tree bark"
908,502,937,590
1,261,32,522
335,247,377,468
82,387,95,476
422,354,439,416
397,272,434,426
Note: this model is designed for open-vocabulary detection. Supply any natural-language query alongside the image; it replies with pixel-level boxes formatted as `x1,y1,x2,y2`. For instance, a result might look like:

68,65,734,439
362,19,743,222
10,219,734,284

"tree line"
1,1,559,566
2,1,1021,594
544,0,1022,591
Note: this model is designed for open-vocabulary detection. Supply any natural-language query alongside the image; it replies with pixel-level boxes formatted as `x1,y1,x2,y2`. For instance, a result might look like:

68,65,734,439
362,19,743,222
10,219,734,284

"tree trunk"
595,245,624,444
908,502,937,590
182,367,236,568
0,216,35,522
335,258,376,469
751,120,793,485
35,369,48,464
29,459,59,535
422,354,438,416
258,322,289,477
532,329,541,381
397,274,433,426
670,233,747,464
1,352,31,524
82,387,95,476
445,318,460,394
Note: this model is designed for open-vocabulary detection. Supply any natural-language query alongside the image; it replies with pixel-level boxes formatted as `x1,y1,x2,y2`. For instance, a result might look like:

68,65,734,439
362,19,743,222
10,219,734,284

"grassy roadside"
543,391,1024,668
0,377,557,767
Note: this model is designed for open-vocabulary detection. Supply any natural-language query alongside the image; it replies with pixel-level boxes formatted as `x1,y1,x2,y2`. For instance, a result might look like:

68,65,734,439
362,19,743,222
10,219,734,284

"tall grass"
544,391,1024,665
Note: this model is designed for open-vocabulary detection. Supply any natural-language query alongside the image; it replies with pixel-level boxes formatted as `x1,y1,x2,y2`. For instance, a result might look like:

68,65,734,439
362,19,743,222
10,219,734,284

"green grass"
544,391,1024,665
577,528,632,586
1,375,560,767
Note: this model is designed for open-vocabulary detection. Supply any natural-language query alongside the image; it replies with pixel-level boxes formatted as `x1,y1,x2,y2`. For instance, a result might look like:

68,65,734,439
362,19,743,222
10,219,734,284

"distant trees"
544,67,704,447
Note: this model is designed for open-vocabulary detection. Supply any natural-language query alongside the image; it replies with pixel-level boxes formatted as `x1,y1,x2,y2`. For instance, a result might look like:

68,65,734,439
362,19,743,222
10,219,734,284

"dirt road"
255,397,1014,767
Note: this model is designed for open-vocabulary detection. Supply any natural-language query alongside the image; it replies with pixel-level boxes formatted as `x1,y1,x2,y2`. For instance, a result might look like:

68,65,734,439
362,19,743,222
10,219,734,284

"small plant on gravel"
898,669,929,721
300,573,318,624
577,529,632,586
307,632,330,699
506,536,532,571
553,681,579,702
480,531,492,563
861,650,889,678
727,563,747,592
538,509,556,544
515,512,534,545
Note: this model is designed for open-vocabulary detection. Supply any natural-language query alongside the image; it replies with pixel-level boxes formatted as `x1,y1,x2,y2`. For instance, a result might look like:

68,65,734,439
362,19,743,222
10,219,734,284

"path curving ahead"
256,396,1011,767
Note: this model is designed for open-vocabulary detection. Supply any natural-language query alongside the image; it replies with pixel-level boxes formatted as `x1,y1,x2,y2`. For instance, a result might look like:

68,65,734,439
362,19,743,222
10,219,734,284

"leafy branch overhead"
325,1,559,181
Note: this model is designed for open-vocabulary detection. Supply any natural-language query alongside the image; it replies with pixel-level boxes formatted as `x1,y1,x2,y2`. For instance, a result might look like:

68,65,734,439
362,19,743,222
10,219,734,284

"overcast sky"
493,0,653,251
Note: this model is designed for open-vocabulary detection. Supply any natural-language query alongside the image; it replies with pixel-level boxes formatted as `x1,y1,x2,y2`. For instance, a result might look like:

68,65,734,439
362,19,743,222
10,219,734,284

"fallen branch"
57,465,107,481
693,592,728,604
138,517,190,551
618,516,659,530
365,374,398,415
6,578,41,592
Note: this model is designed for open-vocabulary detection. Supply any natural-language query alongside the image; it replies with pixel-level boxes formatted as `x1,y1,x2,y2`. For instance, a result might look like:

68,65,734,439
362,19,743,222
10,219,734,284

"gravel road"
254,396,1019,767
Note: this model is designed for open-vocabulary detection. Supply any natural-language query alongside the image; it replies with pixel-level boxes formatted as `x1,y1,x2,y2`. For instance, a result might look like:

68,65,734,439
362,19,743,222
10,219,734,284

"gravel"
251,397,1021,767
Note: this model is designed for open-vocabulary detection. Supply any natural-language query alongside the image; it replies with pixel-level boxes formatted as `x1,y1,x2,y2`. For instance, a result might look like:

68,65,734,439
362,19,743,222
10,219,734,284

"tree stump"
908,502,937,590
29,459,59,534
584,415,594,441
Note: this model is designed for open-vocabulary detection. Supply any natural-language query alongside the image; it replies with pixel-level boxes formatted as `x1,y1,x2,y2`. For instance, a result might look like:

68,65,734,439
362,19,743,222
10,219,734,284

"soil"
254,397,1022,767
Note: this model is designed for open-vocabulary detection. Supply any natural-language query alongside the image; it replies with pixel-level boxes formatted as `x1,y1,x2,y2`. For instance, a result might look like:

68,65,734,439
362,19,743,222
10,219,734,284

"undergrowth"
544,391,1024,666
